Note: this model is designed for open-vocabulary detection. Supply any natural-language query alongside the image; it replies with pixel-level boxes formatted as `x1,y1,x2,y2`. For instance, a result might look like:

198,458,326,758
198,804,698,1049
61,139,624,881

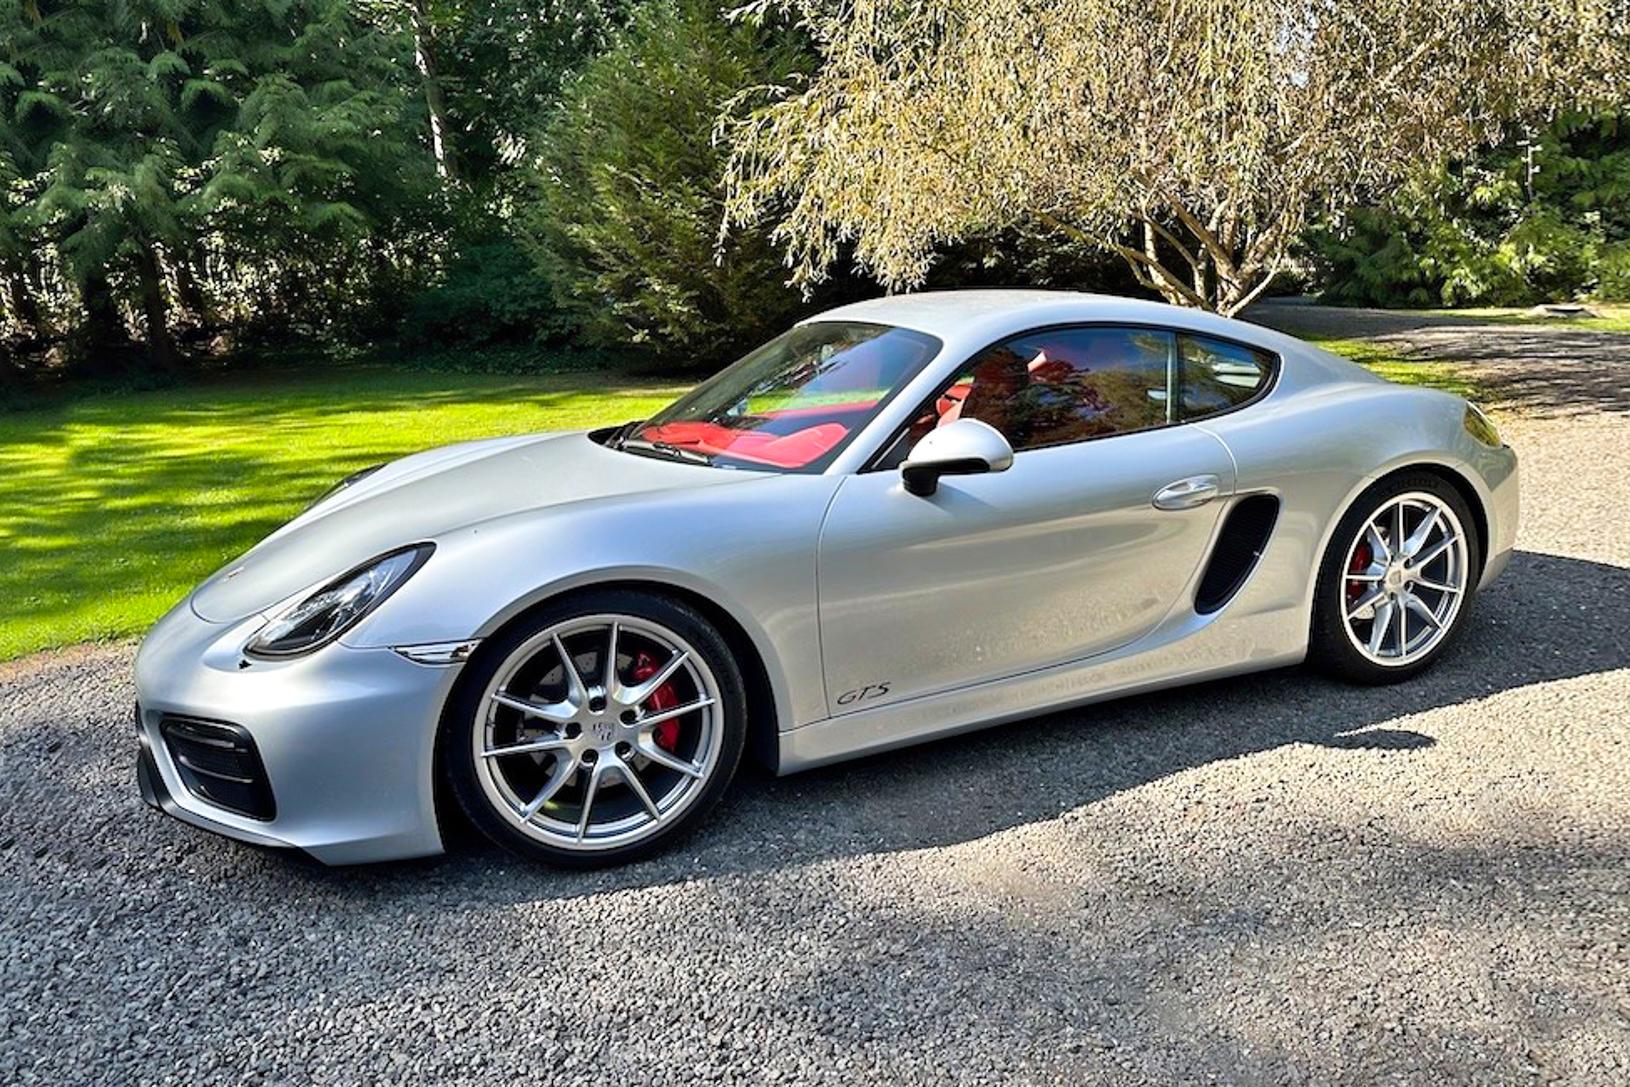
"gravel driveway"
4,324,1628,1084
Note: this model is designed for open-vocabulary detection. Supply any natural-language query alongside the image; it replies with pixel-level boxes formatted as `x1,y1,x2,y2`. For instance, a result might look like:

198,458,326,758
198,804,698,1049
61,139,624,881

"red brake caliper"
1346,539,1372,605
630,650,681,751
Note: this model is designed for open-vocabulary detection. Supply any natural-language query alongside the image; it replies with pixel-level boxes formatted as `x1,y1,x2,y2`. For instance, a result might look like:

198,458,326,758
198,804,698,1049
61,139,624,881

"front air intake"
159,716,276,821
1194,494,1280,615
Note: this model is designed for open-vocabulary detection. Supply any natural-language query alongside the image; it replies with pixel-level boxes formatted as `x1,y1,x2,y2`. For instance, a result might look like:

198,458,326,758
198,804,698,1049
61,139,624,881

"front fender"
340,473,842,732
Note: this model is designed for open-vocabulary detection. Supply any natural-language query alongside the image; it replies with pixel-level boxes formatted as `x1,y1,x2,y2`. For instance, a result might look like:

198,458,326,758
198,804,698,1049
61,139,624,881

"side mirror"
900,418,1015,497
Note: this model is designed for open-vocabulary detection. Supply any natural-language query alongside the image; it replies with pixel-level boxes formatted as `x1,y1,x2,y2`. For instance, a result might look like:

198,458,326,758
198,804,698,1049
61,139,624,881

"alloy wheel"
1339,491,1470,667
471,614,724,851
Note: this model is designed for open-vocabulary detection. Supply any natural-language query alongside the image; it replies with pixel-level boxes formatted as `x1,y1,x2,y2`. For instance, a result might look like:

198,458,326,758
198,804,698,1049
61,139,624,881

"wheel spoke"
1402,507,1441,559
602,621,620,692
618,650,689,707
1413,576,1461,594
1392,502,1405,561
1403,591,1444,631
1410,534,1458,571
1365,523,1392,564
575,761,607,841
483,735,571,759
616,760,662,819
1346,588,1386,620
638,696,715,728
1397,597,1408,654
491,692,576,723
552,633,588,703
1366,600,1396,655
519,757,577,820
635,735,704,779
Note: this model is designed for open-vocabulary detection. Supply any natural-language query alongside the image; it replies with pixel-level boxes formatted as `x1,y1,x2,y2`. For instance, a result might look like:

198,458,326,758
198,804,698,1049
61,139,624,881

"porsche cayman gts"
134,291,1517,866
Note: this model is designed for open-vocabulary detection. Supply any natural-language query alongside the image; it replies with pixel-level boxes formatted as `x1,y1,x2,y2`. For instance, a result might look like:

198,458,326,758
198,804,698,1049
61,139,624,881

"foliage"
401,238,567,347
353,0,635,186
723,0,1629,315
1311,111,1630,306
0,365,686,660
0,0,443,369
518,0,813,366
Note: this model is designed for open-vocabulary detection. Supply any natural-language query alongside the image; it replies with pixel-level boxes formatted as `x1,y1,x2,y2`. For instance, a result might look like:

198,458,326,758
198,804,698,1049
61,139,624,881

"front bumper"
133,600,465,864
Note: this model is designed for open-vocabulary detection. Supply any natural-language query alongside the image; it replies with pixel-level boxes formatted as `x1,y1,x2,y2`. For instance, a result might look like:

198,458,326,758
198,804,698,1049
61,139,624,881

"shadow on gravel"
242,547,1629,906
1247,301,1630,418
3,548,1627,1083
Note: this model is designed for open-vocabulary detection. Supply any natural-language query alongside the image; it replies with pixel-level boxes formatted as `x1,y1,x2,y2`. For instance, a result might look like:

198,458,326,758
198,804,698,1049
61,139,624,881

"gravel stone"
3,332,1627,1084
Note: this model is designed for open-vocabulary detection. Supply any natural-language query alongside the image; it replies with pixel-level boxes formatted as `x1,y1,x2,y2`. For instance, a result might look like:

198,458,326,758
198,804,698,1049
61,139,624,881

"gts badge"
836,682,891,707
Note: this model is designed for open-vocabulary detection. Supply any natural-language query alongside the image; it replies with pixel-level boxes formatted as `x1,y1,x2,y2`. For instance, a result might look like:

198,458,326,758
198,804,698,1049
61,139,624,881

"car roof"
803,289,1303,356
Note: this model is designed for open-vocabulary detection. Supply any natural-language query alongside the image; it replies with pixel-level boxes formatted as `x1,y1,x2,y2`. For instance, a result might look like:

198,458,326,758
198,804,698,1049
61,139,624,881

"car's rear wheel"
1309,472,1481,684
442,590,745,867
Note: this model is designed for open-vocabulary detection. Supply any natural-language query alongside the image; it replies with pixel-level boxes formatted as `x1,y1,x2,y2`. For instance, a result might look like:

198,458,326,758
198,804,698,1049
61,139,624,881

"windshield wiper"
617,437,714,465
608,419,644,451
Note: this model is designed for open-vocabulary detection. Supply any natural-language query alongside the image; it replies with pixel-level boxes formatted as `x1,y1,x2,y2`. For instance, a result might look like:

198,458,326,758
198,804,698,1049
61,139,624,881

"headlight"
245,545,433,658
1463,403,1502,447
305,463,386,513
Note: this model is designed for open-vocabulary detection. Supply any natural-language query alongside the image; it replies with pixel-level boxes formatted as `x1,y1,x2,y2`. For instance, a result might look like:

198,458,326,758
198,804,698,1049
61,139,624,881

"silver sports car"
134,291,1517,866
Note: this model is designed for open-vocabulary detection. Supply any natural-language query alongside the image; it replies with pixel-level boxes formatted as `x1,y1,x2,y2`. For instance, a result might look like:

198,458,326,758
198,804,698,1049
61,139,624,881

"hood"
190,431,754,623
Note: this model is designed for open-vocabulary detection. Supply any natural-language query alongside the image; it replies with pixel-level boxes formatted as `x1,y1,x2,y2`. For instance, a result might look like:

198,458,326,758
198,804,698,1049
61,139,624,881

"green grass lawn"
1304,337,1484,401
1406,303,1630,334
1,345,1488,662
0,366,685,661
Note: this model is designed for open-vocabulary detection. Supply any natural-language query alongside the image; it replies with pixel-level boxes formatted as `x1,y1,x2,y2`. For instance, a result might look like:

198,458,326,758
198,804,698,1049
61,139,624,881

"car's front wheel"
1309,472,1481,684
442,590,746,867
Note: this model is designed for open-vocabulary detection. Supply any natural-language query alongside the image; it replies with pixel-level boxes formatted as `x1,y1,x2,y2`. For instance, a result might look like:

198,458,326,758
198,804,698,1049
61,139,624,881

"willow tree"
723,0,1629,314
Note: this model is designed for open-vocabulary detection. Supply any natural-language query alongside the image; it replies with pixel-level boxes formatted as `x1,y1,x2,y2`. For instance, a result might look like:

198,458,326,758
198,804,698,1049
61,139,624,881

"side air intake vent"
1195,494,1280,615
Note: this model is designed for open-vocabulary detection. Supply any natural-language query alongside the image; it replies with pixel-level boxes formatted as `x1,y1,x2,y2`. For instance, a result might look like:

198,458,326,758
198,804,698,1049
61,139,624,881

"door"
816,324,1242,712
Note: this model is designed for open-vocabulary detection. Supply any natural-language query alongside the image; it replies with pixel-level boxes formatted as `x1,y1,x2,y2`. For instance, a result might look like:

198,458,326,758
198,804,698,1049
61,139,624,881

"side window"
1178,334,1273,420
948,326,1175,452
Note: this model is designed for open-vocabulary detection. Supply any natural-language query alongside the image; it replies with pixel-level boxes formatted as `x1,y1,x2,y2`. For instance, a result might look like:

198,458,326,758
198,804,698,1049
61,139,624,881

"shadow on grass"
0,368,685,657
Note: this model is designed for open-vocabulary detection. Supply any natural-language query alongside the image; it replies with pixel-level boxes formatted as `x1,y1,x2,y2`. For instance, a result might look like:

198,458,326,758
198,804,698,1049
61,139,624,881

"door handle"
1152,474,1221,511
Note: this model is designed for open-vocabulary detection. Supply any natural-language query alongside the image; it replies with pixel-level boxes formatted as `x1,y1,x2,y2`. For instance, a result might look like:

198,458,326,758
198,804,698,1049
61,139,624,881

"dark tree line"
2,0,1624,390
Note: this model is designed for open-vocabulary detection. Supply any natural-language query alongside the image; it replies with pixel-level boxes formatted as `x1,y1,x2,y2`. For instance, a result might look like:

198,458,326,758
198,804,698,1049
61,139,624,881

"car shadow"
6,548,1621,1081
267,547,1627,905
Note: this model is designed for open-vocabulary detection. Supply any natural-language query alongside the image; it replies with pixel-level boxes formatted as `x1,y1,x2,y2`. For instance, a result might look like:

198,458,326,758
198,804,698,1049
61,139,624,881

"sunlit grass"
1303,336,1484,401
0,366,686,661
1406,303,1630,334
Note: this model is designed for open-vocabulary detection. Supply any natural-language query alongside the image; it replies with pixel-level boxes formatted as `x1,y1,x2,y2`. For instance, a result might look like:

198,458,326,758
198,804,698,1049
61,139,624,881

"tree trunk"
410,0,458,181
171,253,215,329
1,257,41,338
135,243,176,370
80,270,126,348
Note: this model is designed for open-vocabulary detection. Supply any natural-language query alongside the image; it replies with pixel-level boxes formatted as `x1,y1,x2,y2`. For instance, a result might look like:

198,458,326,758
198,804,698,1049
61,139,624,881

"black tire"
440,589,747,868
1309,471,1482,685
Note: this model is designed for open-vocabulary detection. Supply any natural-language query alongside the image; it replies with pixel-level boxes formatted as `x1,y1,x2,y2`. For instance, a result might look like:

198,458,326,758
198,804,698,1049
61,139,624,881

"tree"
2,0,436,365
723,0,1629,315
518,0,810,362
1311,110,1630,306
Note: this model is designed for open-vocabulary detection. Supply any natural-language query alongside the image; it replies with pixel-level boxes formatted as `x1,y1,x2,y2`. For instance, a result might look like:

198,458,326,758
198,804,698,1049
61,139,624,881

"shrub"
517,0,809,367
1310,111,1630,307
401,240,566,348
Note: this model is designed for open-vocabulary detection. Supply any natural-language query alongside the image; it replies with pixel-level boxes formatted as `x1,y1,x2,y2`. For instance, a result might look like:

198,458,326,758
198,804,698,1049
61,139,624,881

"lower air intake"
159,716,276,821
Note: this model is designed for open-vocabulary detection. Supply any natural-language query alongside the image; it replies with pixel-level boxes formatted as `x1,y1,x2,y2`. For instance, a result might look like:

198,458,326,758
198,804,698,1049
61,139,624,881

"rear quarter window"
1178,334,1275,420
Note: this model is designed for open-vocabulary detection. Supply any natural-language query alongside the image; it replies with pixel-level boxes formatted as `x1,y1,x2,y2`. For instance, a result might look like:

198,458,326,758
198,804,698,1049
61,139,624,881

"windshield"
617,321,943,472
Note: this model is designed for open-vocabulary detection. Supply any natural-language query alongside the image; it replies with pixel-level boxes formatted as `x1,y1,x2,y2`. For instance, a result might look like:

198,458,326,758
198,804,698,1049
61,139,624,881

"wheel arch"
1340,461,1489,580
448,577,784,773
